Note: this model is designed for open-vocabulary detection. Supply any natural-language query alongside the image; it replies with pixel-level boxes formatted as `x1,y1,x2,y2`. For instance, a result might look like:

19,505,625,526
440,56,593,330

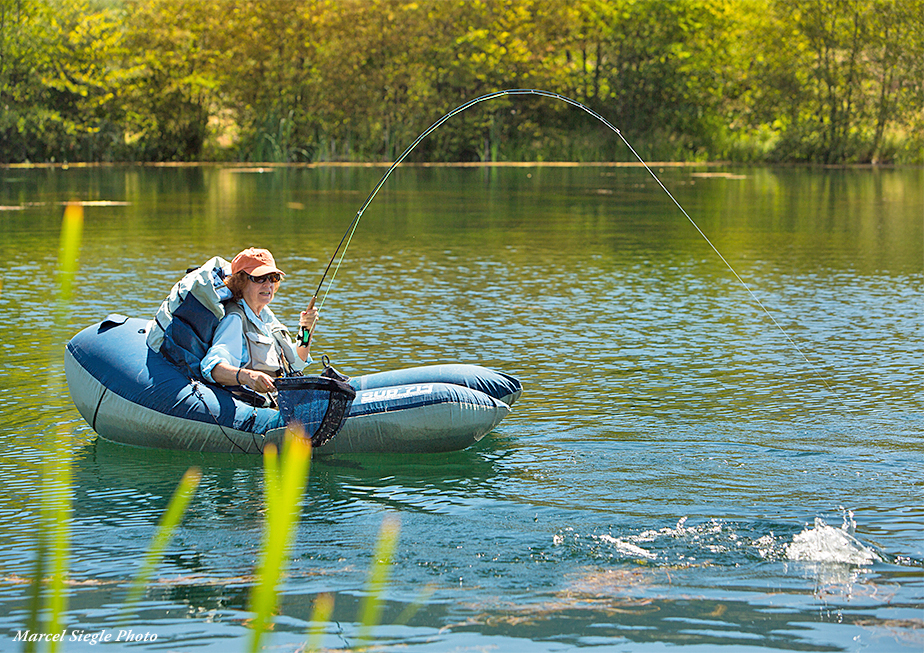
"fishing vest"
223,301,302,377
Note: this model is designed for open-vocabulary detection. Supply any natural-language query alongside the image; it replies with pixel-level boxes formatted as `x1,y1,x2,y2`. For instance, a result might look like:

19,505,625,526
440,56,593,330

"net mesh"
276,376,356,448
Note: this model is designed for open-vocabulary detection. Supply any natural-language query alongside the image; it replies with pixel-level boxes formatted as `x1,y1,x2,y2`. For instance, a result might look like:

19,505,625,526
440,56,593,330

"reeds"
23,203,85,653
357,515,401,645
247,431,408,652
121,468,202,623
247,430,313,653
26,203,409,652
24,429,73,653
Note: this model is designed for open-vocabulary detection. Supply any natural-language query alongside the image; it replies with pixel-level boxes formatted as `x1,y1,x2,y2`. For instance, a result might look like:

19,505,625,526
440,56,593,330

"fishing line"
313,88,833,393
314,90,587,308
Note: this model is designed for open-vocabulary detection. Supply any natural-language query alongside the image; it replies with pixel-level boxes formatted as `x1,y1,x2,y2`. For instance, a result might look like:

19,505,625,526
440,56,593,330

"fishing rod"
304,90,560,342
310,90,594,312
304,89,833,393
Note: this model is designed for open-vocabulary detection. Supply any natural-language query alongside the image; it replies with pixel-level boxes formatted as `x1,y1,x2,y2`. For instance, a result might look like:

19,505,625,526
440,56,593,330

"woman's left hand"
299,303,319,332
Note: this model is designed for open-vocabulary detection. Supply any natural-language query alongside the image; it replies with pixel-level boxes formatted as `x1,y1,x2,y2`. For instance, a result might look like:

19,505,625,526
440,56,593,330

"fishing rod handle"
298,296,317,347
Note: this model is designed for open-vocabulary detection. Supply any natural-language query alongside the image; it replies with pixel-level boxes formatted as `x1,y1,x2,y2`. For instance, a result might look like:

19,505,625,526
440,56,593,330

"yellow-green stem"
248,430,312,653
121,467,202,623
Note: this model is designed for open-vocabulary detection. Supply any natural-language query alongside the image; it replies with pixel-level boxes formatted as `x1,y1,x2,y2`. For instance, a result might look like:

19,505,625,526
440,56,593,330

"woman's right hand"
238,368,276,393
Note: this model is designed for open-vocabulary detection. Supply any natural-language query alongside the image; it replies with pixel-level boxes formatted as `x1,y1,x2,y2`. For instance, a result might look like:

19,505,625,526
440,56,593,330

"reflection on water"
0,164,921,651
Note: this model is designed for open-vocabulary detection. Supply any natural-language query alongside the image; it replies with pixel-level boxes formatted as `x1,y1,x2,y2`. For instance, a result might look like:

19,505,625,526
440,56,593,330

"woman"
201,247,318,397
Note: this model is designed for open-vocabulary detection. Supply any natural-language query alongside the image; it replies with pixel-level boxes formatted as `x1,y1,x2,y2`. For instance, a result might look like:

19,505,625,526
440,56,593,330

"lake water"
0,163,921,652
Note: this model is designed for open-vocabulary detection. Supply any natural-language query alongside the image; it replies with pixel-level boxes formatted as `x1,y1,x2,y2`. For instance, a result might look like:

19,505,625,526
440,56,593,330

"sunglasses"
247,272,281,284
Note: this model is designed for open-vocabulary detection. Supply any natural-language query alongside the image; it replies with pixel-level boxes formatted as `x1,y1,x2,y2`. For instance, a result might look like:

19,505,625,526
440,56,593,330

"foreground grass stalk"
56,203,83,303
121,467,202,623
24,202,85,652
394,583,435,627
44,432,72,650
248,430,312,653
303,592,334,652
23,533,47,653
357,515,401,646
24,429,74,653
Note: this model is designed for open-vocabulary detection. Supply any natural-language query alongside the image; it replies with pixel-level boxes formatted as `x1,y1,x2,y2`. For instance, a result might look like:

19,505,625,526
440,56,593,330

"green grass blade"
357,515,401,645
394,583,435,627
45,431,73,653
248,430,312,653
24,202,85,652
121,467,202,623
26,436,74,653
56,203,84,305
23,538,46,653
303,592,334,652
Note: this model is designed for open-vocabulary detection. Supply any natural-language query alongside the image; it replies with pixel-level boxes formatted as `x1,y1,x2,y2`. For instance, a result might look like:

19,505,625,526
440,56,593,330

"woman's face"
242,273,279,312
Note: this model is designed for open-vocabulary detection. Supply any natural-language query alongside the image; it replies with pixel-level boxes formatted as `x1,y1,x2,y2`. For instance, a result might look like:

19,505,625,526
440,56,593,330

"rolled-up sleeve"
201,313,246,382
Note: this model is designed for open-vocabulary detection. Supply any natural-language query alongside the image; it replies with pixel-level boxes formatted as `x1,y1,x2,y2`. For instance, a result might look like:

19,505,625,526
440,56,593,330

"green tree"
214,0,324,162
0,0,52,162
0,0,122,162
410,0,575,162
556,0,737,160
865,0,924,162
119,0,223,161
745,0,923,163
312,0,432,161
2,0,920,164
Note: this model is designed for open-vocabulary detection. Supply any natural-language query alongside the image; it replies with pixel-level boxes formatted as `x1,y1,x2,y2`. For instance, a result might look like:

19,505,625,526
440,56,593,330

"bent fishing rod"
309,91,588,313
302,89,833,393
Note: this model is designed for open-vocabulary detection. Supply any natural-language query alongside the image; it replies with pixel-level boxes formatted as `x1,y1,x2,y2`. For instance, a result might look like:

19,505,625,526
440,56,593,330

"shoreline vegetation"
2,0,922,167
3,160,918,170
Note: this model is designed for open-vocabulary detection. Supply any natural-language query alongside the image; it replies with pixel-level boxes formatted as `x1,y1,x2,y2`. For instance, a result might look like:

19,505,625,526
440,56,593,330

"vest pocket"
244,331,283,373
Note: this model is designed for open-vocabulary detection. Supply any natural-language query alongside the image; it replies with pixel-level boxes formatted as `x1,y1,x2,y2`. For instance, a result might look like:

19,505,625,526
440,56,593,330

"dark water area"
0,163,921,651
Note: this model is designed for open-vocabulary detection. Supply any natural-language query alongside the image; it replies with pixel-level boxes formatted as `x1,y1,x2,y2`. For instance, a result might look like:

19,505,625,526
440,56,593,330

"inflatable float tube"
65,315,522,454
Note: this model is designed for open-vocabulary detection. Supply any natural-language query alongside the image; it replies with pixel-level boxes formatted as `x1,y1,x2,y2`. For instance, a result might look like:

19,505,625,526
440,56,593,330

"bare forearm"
210,362,276,393
210,362,247,386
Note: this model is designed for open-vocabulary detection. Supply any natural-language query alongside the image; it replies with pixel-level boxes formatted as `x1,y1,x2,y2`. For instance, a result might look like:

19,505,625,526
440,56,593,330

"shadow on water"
109,559,923,653
67,435,513,550
42,436,523,649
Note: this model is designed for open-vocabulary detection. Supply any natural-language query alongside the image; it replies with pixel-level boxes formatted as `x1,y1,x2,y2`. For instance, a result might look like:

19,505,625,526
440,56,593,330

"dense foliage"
1,0,921,164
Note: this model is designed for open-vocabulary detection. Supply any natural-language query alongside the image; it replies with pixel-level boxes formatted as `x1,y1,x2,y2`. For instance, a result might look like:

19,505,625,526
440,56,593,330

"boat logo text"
359,384,434,404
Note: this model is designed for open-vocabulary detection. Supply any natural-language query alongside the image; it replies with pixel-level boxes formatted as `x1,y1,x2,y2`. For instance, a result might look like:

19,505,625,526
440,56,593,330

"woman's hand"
239,367,277,393
211,363,276,393
296,298,318,359
299,302,319,332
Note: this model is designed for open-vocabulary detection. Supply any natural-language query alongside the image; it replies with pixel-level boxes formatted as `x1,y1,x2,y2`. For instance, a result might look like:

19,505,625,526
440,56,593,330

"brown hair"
224,271,281,301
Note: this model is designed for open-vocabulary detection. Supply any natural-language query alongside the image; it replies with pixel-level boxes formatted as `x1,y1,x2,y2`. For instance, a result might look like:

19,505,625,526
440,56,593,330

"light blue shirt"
201,301,309,382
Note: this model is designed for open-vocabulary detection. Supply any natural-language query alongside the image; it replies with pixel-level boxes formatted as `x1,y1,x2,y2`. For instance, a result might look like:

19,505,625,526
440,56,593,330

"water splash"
785,517,882,565
596,534,658,560
555,514,889,567
555,518,752,566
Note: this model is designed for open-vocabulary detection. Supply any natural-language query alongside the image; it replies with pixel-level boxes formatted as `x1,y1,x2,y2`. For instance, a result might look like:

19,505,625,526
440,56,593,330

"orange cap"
231,248,285,277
